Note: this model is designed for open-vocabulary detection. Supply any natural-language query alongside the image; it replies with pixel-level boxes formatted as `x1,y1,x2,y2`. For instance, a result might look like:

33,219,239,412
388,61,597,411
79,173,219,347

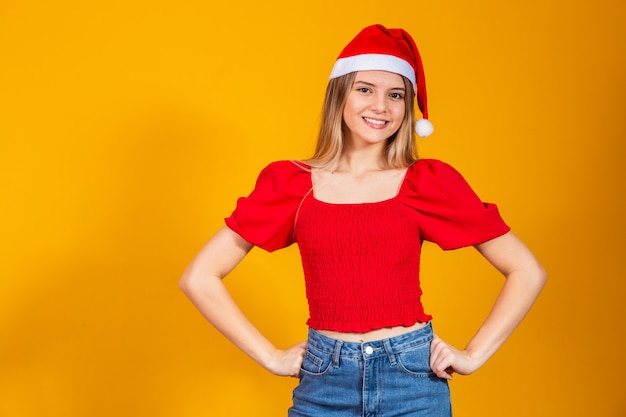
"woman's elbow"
178,271,193,295
179,266,202,296
528,260,548,293
537,264,548,287
179,263,223,299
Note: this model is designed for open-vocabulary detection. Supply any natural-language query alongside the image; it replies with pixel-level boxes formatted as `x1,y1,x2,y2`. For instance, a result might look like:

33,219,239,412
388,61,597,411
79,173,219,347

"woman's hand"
264,341,308,377
429,334,482,380
180,227,306,376
429,232,546,381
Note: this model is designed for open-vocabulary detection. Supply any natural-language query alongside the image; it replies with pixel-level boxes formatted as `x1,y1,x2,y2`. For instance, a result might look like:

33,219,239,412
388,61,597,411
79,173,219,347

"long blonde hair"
306,72,418,170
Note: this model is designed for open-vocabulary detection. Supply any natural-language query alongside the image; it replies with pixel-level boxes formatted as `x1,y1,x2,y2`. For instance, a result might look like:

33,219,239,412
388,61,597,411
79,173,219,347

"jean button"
364,346,374,355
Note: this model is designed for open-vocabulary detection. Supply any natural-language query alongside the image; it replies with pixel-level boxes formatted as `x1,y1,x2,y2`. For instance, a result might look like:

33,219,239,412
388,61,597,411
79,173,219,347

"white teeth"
363,117,386,126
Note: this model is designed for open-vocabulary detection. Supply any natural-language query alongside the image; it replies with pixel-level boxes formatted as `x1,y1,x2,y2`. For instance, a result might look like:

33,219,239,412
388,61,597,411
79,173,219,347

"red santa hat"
329,24,433,137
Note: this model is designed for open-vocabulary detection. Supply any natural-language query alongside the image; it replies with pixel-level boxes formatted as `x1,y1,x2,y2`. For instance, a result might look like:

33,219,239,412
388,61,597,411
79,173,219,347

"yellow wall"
1,1,625,416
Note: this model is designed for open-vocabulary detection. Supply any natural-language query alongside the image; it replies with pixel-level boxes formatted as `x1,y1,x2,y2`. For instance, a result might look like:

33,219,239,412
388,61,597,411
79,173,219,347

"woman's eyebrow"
354,80,406,91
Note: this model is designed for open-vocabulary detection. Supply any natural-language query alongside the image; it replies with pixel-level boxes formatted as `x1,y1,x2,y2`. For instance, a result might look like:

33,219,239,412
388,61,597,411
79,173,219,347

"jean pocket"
300,346,332,376
396,341,437,377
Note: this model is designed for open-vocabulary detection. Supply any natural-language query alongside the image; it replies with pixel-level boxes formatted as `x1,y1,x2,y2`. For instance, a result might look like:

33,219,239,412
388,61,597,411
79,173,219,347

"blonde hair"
307,72,418,170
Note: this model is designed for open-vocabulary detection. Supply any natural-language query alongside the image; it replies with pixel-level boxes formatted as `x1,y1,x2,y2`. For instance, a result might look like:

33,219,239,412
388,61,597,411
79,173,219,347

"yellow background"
1,1,625,416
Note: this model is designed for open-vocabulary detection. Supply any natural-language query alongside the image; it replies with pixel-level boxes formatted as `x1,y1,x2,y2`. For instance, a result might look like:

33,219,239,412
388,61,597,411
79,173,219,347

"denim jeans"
288,322,451,417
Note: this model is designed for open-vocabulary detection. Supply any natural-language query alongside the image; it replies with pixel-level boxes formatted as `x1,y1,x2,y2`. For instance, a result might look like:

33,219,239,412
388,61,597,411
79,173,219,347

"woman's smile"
342,70,406,147
362,116,389,127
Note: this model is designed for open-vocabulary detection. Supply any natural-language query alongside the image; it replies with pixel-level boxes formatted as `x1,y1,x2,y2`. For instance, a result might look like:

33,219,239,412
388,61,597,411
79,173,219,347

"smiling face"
342,70,407,150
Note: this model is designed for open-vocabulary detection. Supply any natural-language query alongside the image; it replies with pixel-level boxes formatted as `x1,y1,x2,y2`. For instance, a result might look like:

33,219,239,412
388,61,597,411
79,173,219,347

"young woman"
179,24,546,416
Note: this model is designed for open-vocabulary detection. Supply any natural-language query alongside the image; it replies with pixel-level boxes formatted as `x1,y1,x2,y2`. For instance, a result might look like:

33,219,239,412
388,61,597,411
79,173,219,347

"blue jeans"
288,322,451,417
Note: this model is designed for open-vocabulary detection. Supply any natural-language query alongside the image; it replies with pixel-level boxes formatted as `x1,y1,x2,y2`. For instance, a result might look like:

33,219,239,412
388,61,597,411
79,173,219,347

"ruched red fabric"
225,159,510,332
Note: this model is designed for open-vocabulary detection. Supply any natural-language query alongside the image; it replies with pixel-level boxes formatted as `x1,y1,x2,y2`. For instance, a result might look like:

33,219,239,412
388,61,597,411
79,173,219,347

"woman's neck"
335,147,387,175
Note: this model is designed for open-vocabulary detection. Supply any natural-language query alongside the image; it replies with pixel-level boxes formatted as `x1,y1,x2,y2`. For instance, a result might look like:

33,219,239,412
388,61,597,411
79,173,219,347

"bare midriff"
317,321,429,343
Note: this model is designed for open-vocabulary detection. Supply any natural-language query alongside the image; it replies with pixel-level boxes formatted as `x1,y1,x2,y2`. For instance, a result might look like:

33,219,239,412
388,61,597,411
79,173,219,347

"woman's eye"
390,92,404,99
357,87,371,93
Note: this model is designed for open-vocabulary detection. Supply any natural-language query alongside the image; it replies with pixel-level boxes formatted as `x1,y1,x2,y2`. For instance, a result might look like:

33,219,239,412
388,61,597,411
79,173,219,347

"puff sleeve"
224,160,312,252
401,159,510,250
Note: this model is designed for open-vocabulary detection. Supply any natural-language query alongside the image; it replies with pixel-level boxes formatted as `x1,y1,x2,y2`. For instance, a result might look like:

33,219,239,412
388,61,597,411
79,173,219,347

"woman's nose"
369,94,387,112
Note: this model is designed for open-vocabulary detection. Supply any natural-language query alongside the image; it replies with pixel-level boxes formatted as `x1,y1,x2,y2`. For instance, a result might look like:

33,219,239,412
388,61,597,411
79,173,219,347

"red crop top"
225,159,510,332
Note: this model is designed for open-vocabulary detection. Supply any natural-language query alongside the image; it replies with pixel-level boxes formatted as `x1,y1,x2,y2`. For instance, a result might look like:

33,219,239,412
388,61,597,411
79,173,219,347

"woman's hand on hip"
264,341,307,377
429,334,482,380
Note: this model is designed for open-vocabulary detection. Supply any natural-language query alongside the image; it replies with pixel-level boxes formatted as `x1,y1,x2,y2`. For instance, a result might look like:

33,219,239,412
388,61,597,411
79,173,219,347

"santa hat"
329,24,433,137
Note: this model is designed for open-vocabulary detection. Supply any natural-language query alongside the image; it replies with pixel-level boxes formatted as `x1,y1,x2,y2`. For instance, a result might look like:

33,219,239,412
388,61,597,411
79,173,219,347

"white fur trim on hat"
329,54,417,87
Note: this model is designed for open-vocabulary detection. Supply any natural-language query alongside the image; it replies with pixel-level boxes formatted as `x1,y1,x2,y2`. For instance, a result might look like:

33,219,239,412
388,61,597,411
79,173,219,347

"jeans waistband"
307,322,433,365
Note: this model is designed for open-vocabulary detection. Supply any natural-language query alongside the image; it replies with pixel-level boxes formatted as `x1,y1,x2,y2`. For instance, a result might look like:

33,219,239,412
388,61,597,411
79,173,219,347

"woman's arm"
179,226,306,377
429,231,547,379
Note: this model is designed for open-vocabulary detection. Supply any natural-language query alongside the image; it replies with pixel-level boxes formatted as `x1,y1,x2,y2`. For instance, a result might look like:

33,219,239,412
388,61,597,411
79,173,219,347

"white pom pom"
415,118,434,138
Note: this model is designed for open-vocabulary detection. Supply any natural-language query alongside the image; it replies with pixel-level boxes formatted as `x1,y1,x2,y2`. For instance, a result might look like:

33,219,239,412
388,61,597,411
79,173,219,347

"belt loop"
383,339,397,366
331,339,343,368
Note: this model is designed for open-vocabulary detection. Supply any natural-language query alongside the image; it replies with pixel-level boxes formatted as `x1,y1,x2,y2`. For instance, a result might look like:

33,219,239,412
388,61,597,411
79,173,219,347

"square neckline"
290,160,414,206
